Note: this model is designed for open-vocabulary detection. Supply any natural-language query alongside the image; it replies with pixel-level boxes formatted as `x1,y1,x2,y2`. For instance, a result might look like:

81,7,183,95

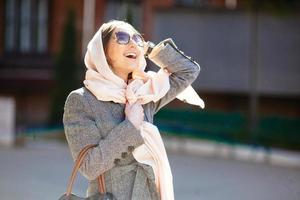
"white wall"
0,97,15,146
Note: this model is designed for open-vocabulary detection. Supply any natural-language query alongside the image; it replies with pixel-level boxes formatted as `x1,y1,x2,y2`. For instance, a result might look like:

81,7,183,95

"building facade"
0,0,299,132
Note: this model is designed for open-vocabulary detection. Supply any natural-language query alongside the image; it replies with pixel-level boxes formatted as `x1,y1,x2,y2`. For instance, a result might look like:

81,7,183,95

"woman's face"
105,24,145,81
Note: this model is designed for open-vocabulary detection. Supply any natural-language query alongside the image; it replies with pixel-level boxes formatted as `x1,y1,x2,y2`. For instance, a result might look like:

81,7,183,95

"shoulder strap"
65,144,106,196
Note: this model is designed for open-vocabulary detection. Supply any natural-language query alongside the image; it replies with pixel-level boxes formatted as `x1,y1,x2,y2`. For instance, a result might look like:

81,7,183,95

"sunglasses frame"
114,31,145,47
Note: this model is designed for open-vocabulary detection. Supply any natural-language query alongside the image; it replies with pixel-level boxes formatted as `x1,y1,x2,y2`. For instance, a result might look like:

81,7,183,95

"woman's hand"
132,70,150,83
125,102,144,130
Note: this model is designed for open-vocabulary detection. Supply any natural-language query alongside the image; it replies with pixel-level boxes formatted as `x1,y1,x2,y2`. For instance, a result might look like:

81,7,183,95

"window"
175,0,210,7
175,0,238,9
4,0,49,53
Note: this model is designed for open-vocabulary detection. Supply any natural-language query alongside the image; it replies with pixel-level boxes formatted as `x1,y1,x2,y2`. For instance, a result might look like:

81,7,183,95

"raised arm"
63,91,144,180
148,38,201,113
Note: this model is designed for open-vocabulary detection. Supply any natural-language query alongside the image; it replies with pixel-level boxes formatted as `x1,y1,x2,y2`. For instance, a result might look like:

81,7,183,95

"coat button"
121,152,127,158
128,146,135,152
114,158,120,165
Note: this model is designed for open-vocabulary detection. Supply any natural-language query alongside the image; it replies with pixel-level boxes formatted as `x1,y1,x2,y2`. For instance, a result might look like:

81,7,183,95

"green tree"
49,10,80,125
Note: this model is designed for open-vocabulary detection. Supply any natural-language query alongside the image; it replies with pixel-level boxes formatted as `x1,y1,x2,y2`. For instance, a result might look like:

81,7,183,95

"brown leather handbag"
59,144,115,200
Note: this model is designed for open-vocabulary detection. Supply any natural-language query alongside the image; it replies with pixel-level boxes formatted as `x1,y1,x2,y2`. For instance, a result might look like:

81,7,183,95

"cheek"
107,45,125,62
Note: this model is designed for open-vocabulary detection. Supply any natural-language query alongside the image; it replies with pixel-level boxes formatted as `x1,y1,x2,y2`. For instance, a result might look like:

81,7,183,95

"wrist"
126,117,141,131
131,122,141,131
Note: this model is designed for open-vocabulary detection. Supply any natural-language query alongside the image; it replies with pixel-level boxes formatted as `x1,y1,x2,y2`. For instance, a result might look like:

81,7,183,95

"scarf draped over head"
84,22,204,200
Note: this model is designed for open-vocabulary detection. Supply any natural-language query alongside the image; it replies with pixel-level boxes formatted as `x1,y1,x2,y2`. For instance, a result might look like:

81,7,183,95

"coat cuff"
148,38,200,73
99,119,144,168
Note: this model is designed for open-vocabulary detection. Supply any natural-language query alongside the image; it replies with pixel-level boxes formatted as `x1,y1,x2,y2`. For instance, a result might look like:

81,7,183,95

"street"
0,138,299,200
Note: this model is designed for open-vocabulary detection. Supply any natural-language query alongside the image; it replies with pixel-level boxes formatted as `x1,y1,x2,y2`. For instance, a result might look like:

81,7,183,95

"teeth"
124,52,137,58
126,53,136,56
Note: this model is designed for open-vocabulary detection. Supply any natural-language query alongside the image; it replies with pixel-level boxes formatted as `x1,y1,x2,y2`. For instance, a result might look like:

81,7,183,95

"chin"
125,63,139,71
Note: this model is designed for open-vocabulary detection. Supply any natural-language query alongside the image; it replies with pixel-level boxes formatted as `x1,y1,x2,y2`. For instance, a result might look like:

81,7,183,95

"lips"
124,52,137,59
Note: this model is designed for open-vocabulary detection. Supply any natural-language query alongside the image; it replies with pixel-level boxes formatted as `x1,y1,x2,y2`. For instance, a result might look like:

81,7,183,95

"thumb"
132,70,149,82
136,99,144,105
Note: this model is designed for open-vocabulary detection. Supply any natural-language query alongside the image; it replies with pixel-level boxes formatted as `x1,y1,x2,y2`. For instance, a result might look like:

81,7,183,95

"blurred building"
0,0,299,131
0,0,106,128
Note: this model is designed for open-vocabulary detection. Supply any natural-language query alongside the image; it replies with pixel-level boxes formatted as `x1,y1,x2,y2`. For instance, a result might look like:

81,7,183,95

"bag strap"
65,144,106,196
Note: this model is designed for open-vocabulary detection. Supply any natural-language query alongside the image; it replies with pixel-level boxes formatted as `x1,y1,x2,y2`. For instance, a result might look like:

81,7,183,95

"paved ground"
1,138,300,200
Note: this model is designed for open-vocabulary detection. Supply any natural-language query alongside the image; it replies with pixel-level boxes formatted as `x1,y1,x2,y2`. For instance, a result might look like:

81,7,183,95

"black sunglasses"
114,31,144,47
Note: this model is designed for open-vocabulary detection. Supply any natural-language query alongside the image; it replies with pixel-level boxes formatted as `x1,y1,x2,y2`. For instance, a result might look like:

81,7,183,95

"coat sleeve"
148,38,201,114
63,91,144,180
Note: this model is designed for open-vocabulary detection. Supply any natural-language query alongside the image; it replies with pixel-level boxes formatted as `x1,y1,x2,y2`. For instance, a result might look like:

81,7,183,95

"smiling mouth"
124,52,137,59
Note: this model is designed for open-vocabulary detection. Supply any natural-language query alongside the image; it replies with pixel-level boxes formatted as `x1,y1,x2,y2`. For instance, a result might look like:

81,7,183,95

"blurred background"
0,0,300,199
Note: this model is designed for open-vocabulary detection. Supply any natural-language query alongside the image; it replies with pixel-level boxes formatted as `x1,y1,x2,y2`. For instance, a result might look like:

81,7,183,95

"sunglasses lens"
115,32,130,44
132,34,144,47
115,31,144,47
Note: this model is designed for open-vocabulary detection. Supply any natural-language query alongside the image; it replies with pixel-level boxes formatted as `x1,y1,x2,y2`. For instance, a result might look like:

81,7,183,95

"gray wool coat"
63,38,200,200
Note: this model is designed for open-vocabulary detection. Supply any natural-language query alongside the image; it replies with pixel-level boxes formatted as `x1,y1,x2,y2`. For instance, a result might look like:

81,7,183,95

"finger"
164,68,171,75
125,102,131,109
136,99,143,105
133,70,149,78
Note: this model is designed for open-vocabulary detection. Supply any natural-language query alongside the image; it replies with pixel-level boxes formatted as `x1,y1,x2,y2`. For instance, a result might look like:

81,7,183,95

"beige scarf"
84,23,204,200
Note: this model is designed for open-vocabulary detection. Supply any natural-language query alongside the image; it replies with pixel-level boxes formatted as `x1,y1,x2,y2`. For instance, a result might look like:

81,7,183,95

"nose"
128,38,138,48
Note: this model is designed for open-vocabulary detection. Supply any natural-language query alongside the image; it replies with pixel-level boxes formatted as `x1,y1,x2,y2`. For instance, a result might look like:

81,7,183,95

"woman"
63,20,203,200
